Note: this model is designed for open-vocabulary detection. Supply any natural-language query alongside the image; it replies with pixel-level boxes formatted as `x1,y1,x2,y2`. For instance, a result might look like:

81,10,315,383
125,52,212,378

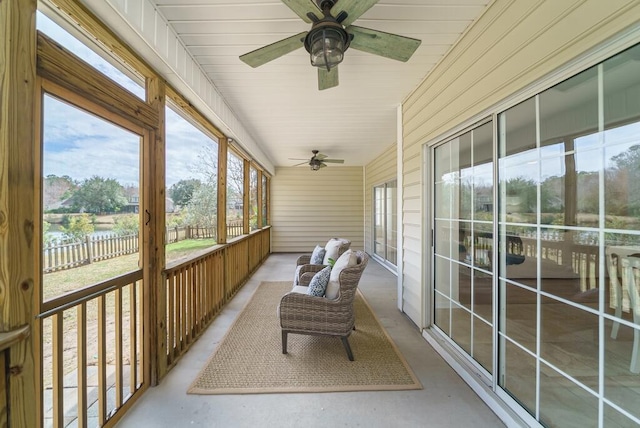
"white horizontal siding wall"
271,167,364,253
364,143,397,255
401,0,640,327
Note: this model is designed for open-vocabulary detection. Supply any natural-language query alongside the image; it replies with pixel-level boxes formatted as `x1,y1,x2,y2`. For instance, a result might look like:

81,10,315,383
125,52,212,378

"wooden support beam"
257,170,263,229
147,76,167,385
37,32,158,130
217,138,228,244
0,0,37,427
243,159,250,235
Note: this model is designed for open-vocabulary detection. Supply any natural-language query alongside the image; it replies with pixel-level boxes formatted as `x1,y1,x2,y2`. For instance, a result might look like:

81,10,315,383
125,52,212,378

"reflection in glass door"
432,121,494,374
497,44,640,427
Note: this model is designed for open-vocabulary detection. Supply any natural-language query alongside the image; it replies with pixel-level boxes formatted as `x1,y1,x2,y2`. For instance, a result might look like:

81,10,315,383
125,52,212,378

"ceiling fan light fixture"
309,159,322,171
308,26,347,70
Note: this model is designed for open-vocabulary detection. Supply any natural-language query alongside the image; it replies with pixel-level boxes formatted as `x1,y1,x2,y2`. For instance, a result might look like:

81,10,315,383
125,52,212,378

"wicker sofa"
279,250,369,361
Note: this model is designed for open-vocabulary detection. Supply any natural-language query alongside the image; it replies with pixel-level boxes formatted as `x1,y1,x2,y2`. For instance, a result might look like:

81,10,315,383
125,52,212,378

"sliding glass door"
429,42,640,428
432,121,494,373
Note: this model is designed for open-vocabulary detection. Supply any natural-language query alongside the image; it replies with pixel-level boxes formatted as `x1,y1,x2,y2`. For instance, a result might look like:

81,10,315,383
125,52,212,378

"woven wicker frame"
279,250,369,361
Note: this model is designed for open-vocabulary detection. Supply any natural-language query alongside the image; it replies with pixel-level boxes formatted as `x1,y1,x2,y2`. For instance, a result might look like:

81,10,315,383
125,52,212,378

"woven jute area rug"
188,281,422,394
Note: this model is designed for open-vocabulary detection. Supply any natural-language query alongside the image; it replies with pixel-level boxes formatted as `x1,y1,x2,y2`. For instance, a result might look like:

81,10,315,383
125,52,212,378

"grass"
166,238,217,262
41,238,217,388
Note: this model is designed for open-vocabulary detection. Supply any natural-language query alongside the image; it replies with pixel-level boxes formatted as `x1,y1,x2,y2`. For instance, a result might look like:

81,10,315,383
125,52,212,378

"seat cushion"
307,266,332,297
310,245,326,265
325,249,358,299
291,285,309,294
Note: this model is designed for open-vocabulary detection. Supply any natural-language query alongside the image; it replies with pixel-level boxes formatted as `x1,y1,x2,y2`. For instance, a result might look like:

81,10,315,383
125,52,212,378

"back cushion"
323,238,351,265
325,249,358,299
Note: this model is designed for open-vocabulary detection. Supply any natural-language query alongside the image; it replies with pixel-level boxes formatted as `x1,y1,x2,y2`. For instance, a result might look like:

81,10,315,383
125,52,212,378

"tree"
113,214,139,236
609,144,640,215
59,214,94,242
184,183,217,228
169,179,202,208
71,176,128,214
43,174,77,212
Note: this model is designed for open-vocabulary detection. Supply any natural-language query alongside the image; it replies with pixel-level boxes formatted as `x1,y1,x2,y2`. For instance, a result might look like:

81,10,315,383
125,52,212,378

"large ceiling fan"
290,150,344,170
239,0,422,90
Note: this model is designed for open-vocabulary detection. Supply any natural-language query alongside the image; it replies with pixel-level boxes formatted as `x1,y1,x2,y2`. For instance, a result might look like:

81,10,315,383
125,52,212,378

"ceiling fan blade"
318,67,339,91
240,32,307,68
322,159,344,163
331,0,379,27
282,0,322,23
347,25,421,62
291,161,308,167
315,153,328,160
319,163,328,169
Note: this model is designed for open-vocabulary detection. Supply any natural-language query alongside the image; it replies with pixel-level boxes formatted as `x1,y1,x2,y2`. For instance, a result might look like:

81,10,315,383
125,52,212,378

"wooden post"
257,169,263,230
0,2,37,427
243,159,250,235
85,235,93,264
146,76,166,385
217,138,228,244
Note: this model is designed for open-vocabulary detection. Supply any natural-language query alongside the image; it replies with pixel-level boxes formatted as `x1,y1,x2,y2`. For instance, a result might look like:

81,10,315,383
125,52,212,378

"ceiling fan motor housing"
304,1,351,70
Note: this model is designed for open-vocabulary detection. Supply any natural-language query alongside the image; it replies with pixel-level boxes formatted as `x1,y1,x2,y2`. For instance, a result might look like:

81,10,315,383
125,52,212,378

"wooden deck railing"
38,226,270,426
39,270,145,427
163,227,270,373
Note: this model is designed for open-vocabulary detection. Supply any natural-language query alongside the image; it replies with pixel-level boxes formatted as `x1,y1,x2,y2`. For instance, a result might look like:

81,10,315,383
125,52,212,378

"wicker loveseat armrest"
297,264,326,286
296,254,312,266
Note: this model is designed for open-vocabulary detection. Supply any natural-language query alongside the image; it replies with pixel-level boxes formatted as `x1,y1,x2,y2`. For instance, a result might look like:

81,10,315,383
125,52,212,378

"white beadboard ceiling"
109,0,490,168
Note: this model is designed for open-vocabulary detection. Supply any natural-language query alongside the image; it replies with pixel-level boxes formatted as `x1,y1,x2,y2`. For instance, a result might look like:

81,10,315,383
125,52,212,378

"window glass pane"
499,281,537,353
540,67,598,146
451,303,471,355
458,133,473,220
541,297,599,384
604,320,640,421
500,339,537,417
37,11,144,99
473,317,493,373
165,106,218,263
604,44,640,128
227,151,244,238
604,124,640,229
500,98,536,157
539,365,598,428
435,292,451,336
473,122,493,221
42,94,140,301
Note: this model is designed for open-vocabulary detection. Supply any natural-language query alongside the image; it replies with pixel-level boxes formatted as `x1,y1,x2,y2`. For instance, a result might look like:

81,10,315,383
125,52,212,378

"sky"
38,12,217,188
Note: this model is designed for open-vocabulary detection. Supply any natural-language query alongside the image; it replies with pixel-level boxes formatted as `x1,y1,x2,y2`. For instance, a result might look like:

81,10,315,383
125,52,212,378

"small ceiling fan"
239,0,422,90
290,150,344,170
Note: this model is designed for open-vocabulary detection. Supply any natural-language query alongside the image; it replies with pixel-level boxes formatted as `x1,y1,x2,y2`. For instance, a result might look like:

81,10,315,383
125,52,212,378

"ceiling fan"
239,0,422,90
290,150,345,170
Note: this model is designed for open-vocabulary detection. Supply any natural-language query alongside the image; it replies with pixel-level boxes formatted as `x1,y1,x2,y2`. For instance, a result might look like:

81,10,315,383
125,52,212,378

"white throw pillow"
322,238,349,265
325,249,358,299
323,238,344,265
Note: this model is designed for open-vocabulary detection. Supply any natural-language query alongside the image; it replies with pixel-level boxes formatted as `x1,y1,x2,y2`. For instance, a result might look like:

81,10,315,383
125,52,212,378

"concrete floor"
116,253,506,428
